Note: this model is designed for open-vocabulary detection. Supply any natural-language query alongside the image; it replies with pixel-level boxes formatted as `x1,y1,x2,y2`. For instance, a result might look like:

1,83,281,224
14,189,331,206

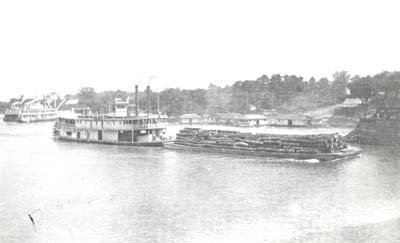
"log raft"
165,128,361,161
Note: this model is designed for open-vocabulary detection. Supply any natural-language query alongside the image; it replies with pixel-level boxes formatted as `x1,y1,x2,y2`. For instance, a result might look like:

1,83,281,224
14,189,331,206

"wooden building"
265,114,314,127
180,113,202,124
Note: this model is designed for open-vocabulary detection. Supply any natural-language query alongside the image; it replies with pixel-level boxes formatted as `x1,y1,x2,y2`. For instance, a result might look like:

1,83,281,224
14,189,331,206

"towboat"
53,86,169,147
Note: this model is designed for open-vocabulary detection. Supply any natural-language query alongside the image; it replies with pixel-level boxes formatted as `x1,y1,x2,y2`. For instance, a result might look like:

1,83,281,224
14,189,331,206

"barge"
165,128,361,161
53,85,169,147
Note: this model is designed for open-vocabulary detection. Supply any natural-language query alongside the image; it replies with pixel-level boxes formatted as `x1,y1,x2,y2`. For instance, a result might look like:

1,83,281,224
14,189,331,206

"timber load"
166,128,361,161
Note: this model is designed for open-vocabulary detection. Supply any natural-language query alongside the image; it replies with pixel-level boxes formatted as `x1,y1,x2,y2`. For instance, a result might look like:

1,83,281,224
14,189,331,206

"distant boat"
53,85,169,147
3,95,66,123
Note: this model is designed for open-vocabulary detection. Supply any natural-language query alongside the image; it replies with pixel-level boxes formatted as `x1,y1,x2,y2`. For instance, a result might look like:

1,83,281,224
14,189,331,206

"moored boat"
3,94,65,123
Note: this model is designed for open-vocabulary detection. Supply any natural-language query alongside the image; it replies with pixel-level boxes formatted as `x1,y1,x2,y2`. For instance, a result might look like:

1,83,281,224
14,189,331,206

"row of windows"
73,119,166,126
61,119,75,125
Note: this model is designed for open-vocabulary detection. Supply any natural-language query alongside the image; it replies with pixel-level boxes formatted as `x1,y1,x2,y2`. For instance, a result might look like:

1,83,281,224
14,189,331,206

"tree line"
69,71,349,116
3,70,400,115
71,71,400,116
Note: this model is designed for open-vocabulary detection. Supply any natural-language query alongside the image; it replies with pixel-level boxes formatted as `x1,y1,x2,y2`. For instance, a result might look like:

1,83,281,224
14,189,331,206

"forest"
3,71,400,116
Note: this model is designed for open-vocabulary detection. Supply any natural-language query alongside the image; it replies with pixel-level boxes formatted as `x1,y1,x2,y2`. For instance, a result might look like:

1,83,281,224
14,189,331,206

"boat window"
98,130,103,140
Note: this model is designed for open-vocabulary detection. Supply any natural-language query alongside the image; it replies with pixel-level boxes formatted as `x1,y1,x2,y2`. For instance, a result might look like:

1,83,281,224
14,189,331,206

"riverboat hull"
163,142,361,161
54,134,165,147
3,110,58,123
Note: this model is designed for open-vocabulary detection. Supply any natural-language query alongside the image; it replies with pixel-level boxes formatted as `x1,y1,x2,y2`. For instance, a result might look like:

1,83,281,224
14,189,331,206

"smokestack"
157,92,160,116
147,85,150,117
43,95,46,111
135,85,139,116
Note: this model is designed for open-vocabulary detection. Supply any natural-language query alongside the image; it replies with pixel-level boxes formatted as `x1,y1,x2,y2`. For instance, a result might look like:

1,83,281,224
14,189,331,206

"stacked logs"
174,128,347,154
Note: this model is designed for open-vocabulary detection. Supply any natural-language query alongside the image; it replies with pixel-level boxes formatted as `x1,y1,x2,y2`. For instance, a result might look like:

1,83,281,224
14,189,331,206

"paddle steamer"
4,95,64,122
53,86,168,146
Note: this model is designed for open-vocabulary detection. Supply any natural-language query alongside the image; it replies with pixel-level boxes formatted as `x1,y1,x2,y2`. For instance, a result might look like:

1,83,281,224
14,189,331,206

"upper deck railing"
5,108,57,115
56,116,168,130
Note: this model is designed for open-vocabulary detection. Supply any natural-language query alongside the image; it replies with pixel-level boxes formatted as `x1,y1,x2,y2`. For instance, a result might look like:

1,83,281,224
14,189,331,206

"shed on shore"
265,114,314,127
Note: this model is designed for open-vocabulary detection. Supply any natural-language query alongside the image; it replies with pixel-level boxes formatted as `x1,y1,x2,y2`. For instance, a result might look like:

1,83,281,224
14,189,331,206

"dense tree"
348,76,373,104
331,71,350,104
204,84,231,114
159,88,184,116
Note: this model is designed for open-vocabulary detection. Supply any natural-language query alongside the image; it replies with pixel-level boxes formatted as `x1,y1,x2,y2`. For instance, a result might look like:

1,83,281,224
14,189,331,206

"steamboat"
4,95,65,122
53,85,168,147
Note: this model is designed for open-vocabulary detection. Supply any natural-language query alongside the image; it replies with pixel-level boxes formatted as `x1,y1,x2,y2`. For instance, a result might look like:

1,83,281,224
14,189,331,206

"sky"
1,0,400,100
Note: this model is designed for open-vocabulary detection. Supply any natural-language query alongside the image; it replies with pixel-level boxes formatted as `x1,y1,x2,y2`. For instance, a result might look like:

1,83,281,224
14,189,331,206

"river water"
0,121,399,243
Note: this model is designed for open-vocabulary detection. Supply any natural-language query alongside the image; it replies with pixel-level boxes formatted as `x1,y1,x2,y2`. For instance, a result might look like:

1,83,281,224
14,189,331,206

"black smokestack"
147,85,150,116
135,85,139,116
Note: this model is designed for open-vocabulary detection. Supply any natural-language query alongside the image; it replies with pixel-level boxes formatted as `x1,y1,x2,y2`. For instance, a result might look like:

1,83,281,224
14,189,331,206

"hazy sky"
1,0,399,100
